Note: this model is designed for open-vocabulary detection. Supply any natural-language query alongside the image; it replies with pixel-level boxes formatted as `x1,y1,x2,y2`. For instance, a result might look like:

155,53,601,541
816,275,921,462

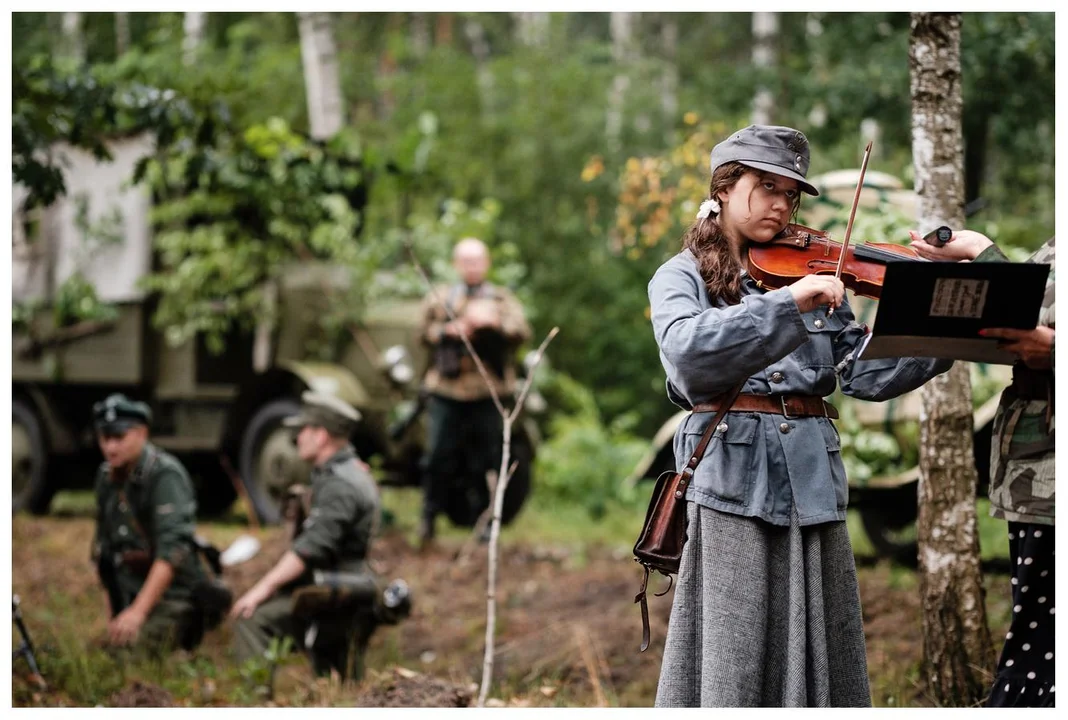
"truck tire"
12,398,55,515
239,398,305,525
442,428,533,528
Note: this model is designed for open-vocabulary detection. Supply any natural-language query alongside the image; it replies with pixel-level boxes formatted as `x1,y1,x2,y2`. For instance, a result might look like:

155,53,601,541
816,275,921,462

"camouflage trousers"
232,594,378,681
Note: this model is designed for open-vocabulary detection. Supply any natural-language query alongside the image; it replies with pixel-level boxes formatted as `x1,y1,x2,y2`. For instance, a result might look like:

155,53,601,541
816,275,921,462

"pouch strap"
635,565,651,652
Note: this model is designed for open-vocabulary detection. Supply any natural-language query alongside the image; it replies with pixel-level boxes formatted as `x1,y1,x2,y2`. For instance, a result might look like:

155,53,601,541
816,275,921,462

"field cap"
709,124,819,196
283,391,362,436
94,393,152,434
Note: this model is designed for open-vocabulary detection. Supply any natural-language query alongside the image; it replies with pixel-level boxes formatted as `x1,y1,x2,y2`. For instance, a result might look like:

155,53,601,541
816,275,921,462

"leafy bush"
533,372,647,519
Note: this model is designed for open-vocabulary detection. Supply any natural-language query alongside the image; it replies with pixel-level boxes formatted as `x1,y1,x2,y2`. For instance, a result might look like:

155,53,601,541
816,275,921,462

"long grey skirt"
655,502,872,707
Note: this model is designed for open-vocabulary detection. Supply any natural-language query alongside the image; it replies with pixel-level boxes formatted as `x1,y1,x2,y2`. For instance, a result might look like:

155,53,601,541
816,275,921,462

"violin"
747,223,925,301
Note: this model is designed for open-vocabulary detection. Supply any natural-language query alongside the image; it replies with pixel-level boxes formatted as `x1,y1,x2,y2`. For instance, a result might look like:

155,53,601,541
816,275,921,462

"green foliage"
239,635,294,701
10,11,1054,441
138,117,376,353
52,273,120,329
533,372,648,518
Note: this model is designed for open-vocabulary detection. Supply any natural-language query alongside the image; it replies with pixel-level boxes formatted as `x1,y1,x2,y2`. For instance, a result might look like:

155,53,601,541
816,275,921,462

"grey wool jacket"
648,249,953,526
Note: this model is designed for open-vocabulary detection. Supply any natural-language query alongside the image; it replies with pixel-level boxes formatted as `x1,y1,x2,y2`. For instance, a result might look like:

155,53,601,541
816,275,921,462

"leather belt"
692,393,839,420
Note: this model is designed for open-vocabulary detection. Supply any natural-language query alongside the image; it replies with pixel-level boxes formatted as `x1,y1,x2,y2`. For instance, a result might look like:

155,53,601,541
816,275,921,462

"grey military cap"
709,124,820,196
283,391,362,436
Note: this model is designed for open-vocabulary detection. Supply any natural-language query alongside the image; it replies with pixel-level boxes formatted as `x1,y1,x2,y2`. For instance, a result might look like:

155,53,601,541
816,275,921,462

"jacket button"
118,526,129,537
717,423,728,433
814,319,825,329
779,423,791,434
770,372,784,383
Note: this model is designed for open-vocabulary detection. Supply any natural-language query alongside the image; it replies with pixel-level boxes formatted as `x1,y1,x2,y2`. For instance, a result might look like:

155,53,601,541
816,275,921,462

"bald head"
453,237,491,286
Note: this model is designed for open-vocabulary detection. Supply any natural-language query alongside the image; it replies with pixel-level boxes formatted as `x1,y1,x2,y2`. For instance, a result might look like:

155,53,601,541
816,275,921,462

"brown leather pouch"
631,382,743,652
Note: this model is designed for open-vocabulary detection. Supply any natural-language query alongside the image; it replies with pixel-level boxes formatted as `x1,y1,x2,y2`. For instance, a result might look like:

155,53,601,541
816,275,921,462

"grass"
23,485,1013,708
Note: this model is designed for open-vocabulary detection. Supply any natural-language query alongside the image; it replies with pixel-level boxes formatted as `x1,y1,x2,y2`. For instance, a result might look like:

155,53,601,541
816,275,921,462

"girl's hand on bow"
789,275,845,315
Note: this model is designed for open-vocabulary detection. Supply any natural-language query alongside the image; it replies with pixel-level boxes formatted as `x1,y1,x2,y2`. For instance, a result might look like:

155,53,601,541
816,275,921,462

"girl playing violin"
648,124,953,707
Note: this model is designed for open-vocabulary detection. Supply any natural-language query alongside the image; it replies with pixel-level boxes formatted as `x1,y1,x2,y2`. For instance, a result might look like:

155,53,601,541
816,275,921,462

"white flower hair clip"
695,198,720,220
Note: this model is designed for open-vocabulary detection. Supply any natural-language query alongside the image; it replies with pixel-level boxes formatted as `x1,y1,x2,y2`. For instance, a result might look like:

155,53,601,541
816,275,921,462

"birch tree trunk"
606,12,637,154
513,12,549,47
751,12,778,125
464,17,495,122
61,12,85,64
115,12,130,56
909,11,995,707
183,12,207,66
410,12,430,59
297,12,345,140
659,14,678,134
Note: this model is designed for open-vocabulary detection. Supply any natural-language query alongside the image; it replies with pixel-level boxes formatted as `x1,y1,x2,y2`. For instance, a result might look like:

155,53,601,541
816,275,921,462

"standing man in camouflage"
418,237,532,544
911,230,1055,707
91,393,207,652
230,392,381,680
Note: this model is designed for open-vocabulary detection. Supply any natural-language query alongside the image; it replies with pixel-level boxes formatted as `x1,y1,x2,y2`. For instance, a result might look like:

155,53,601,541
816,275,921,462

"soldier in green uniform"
418,237,532,544
230,391,382,680
91,394,207,652
911,229,1055,707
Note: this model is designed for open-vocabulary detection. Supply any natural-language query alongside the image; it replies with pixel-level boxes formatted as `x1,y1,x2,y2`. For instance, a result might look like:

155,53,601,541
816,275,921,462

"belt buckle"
779,395,797,420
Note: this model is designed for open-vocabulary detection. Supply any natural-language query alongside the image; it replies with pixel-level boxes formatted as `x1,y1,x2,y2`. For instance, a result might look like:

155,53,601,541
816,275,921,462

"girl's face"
716,171,799,244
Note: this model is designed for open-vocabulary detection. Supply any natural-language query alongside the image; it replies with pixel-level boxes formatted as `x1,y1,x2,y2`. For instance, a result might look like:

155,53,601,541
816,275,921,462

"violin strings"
851,244,923,264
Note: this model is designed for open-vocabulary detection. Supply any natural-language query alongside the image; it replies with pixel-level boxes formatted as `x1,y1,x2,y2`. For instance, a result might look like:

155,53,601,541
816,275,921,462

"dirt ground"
11,515,1011,707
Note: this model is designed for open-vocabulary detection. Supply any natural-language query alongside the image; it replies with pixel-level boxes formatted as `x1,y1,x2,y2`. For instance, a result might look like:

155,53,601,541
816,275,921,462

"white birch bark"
660,15,678,131
183,12,207,66
910,11,995,707
751,12,778,125
61,12,85,63
464,17,495,122
606,12,637,153
297,12,345,140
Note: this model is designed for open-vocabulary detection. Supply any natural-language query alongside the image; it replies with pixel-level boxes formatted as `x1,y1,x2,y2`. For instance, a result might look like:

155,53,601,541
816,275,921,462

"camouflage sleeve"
973,244,1010,263
498,289,532,344
148,466,198,567
291,483,357,568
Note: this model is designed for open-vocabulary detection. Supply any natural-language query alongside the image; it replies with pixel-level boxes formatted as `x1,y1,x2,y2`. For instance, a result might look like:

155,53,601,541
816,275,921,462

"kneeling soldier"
91,394,208,652
230,392,385,680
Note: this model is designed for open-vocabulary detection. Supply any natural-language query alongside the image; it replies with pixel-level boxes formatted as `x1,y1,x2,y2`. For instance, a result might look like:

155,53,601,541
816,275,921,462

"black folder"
857,259,1050,365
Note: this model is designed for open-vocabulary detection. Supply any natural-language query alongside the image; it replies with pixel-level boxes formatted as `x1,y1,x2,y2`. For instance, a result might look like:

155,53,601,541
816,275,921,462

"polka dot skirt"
987,522,1055,707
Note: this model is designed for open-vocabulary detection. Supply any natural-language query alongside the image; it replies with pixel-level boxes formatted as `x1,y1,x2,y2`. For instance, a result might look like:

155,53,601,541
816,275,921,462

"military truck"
625,169,1010,561
11,136,539,527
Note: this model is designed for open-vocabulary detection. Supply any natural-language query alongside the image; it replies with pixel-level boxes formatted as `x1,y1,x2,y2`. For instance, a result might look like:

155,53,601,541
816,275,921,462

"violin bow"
829,139,874,316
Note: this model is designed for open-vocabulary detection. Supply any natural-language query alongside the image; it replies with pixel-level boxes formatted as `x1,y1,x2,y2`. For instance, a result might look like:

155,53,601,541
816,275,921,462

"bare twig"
455,461,517,566
477,329,555,707
404,241,558,707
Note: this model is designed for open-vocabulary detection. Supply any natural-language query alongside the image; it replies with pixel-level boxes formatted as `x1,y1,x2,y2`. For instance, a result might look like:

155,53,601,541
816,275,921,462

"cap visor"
738,160,820,196
96,420,139,434
282,415,310,428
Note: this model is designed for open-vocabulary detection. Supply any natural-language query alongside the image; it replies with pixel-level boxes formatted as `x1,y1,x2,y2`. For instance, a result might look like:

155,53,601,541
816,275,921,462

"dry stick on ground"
404,242,559,707
574,623,608,708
